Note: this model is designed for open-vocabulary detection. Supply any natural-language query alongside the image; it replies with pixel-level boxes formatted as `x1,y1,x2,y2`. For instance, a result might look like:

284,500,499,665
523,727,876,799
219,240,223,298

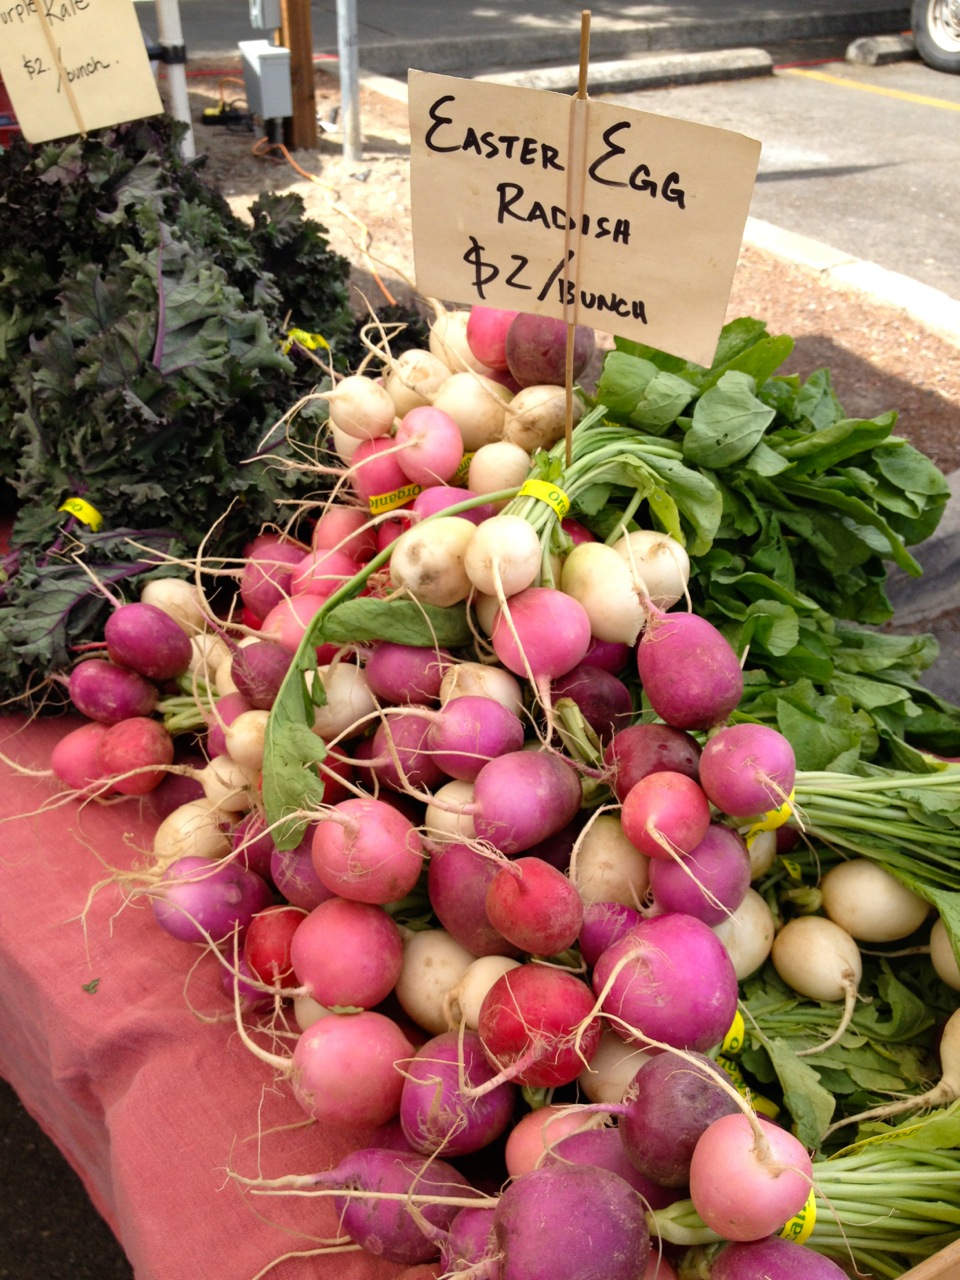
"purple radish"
708,1237,849,1279
231,811,276,878
504,312,596,388
229,639,292,710
103,600,193,681
426,695,525,781
369,710,448,793
68,657,158,723
439,1205,501,1279
578,901,643,969
540,1125,680,1210
592,913,739,1053
613,1050,741,1187
636,607,743,731
399,1030,517,1157
604,722,702,802
492,1162,650,1280
470,748,583,855
426,842,523,958
151,855,272,944
364,641,452,705
270,829,335,911
648,824,751,926
698,722,797,819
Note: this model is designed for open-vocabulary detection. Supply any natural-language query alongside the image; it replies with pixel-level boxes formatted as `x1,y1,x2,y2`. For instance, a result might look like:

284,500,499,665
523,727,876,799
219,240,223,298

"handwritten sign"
408,71,761,366
0,0,163,143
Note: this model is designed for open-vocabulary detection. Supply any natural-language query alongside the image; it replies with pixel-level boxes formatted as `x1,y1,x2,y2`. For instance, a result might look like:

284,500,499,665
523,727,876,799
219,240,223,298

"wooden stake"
562,9,592,468
280,0,318,150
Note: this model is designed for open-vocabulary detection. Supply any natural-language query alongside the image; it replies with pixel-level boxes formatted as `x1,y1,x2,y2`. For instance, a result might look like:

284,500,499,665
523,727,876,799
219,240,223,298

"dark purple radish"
270,829,335,911
313,1147,481,1265
239,537,306,620
231,811,276,878
364,641,452,706
708,1237,849,1279
493,1162,650,1280
476,964,602,1092
591,913,739,1053
648,824,751,926
229,639,292,710
551,663,634,745
369,710,448,793
439,1205,500,1280
426,695,525,782
523,816,583,872
471,748,583,856
620,771,712,861
426,842,523,958
604,722,702,802
484,857,584,956
698,723,797,820
399,1030,517,1157
582,636,632,673
68,657,158,724
150,855,272,944
540,1125,680,1210
578,900,643,969
504,312,596,388
104,600,193,681
614,1050,741,1187
145,753,206,820
637,608,744,731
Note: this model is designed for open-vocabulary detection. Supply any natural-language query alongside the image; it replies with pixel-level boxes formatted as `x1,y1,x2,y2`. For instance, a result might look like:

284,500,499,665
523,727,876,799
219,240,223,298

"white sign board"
0,0,163,143
409,70,761,366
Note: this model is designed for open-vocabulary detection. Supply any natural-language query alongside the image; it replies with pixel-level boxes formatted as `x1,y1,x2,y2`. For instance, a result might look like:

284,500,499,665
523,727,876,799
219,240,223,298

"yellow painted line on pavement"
781,65,960,111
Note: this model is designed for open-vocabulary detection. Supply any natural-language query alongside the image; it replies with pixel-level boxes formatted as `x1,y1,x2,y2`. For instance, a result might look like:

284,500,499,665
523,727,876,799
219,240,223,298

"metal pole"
336,0,362,162
154,0,196,158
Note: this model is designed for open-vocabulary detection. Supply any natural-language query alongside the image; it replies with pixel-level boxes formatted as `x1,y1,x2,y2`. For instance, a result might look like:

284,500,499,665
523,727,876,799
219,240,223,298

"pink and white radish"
698,723,796,820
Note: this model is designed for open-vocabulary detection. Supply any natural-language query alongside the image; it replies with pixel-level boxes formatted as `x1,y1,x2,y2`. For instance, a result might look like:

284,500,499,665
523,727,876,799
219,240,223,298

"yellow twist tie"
779,1189,816,1246
518,478,571,518
58,497,104,532
368,483,423,515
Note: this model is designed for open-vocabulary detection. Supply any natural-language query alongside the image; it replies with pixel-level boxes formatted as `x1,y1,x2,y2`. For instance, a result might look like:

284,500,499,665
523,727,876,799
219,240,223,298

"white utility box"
239,39,292,120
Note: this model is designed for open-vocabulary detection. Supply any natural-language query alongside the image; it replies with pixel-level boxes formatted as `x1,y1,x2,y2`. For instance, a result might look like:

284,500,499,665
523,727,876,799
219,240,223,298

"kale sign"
408,70,761,366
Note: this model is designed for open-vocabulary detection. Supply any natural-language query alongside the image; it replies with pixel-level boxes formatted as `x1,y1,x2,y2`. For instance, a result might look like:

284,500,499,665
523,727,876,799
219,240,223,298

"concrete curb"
338,6,911,78
475,48,774,94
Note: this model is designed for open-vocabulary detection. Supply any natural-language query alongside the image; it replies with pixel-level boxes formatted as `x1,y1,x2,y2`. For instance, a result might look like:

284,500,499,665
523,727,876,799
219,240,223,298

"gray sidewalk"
167,0,911,71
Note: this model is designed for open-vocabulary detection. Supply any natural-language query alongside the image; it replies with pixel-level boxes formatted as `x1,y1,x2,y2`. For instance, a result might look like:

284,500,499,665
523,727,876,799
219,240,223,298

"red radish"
229,638,292,709
364,641,452,706
50,720,110,793
614,1050,741,1187
470,748,583,856
636,608,744,731
68,658,158,723
426,842,523,958
151,855,272,945
648,824,751,926
376,510,415,552
311,796,424,904
311,504,378,561
492,1162,650,1280
290,897,403,1009
620,770,712,861
290,547,361,598
95,716,174,795
689,1112,813,1242
399,1030,516,1157
592,913,739,1053
708,1237,849,1279
466,304,519,369
291,1013,413,1128
504,312,596,388
604,722,701,802
395,405,465,486
698,723,796,819
104,600,192,680
485,857,584,956
349,436,410,504
562,518,596,546
475,963,602,1092
239,538,306,619
242,904,306,990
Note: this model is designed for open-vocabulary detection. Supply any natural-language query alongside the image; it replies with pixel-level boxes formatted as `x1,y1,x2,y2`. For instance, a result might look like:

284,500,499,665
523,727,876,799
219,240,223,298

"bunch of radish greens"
43,303,960,1280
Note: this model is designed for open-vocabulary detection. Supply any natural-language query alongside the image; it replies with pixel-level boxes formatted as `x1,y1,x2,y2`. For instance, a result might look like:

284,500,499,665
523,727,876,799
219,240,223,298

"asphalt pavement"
7,2,960,1277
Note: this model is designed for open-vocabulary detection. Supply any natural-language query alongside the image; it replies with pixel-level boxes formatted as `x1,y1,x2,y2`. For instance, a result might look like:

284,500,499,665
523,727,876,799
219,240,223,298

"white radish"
930,916,960,991
293,994,333,1031
308,662,376,742
187,633,232,681
393,928,477,1035
745,829,778,881
502,384,583,453
439,660,525,717
464,514,542,598
383,346,451,416
196,755,260,813
613,529,690,609
771,914,863,1056
571,814,650,908
425,779,477,845
429,307,493,374
468,441,532,508
224,709,270,772
444,954,522,1031
432,371,513,450
140,577,207,636
577,1029,653,1105
471,591,501,636
713,888,777,980
322,373,396,440
560,542,647,645
330,423,363,464
153,798,232,867
819,858,930,942
388,515,476,607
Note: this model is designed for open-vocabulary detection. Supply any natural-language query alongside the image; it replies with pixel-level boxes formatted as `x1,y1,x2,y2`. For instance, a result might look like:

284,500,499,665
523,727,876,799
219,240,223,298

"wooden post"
279,0,317,150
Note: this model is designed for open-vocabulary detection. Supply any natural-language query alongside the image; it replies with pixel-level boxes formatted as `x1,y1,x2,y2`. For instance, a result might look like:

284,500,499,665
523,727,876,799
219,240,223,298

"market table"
0,713,411,1280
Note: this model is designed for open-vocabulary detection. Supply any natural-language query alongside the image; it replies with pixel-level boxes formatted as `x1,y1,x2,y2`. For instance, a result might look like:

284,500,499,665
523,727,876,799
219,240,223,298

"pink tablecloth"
0,714,417,1280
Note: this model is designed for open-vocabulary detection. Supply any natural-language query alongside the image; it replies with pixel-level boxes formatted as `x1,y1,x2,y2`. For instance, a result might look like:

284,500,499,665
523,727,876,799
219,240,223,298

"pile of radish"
40,301,960,1280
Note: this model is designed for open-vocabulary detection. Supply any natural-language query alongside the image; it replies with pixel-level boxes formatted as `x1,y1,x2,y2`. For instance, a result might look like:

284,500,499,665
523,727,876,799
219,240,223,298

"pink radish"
350,436,410,504
395,405,465,486
484,856,584,956
290,546,361,598
68,658,158,723
290,897,404,1009
708,1237,849,1279
311,796,424,903
50,720,111,793
637,607,744,730
425,695,525,781
364,641,452,706
466,304,519,369
620,770,712,861
239,537,306,619
291,1012,414,1128
311,504,378,561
